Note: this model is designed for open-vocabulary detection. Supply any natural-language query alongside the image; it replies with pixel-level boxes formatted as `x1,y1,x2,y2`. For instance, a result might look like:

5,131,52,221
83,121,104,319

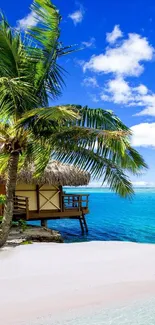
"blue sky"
1,0,155,186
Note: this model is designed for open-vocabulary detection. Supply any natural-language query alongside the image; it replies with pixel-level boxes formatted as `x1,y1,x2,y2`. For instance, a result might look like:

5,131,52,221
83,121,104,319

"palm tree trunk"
0,152,19,248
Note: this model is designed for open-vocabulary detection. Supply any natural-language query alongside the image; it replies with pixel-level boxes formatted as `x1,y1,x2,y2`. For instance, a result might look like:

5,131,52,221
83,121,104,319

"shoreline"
1,241,155,324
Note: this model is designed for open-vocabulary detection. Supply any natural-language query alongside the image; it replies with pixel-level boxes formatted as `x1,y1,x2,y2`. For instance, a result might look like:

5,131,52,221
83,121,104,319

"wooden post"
26,197,29,220
79,217,84,233
0,205,2,217
41,219,47,228
36,185,40,213
78,195,80,211
59,186,63,212
82,213,88,233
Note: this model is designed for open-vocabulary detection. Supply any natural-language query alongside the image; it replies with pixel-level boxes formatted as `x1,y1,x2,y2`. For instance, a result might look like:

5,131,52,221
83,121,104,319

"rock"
7,225,63,246
23,226,63,243
7,238,26,245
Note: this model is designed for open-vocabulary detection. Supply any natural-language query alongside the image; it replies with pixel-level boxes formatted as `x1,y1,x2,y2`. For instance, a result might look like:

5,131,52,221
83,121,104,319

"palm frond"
0,15,41,117
40,125,146,173
52,145,134,197
17,105,80,128
0,15,21,78
69,105,130,131
27,0,78,103
120,145,148,173
26,140,51,177
0,76,37,118
0,153,9,173
28,0,61,52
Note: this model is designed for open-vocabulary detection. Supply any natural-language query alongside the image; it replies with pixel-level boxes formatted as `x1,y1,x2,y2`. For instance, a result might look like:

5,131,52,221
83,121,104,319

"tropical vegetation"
0,0,147,247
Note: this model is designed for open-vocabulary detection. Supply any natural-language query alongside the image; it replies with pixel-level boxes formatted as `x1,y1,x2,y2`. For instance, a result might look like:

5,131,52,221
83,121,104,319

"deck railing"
13,194,89,218
62,194,89,212
13,195,29,219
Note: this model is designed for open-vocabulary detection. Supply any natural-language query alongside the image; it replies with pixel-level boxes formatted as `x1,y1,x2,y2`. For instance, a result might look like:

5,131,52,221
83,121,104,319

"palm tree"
0,0,147,247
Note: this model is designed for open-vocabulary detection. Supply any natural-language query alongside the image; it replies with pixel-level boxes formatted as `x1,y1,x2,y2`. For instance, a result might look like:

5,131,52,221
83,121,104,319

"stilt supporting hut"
0,161,90,233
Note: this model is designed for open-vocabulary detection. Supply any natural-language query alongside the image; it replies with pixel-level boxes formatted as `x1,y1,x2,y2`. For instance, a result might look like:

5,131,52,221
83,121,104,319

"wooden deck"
13,193,89,233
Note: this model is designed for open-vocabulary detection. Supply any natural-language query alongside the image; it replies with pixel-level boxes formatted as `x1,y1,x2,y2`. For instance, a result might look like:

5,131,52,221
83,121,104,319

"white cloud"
101,77,131,104
131,123,155,147
106,25,123,44
17,11,38,30
99,76,155,116
82,37,96,48
82,77,99,88
83,33,154,77
132,181,155,187
135,95,155,116
135,84,148,95
81,26,155,115
68,9,84,25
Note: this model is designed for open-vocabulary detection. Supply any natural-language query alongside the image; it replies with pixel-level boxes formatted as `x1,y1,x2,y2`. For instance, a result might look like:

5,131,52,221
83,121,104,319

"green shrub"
18,219,27,231
0,194,6,204
21,240,32,245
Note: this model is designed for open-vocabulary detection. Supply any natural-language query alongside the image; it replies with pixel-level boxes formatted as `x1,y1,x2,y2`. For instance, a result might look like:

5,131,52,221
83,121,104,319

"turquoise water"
28,298,155,325
30,188,155,243
51,298,155,325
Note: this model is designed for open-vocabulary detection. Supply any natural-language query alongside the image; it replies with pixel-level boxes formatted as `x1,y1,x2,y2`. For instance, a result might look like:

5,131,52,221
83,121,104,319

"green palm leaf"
17,105,79,127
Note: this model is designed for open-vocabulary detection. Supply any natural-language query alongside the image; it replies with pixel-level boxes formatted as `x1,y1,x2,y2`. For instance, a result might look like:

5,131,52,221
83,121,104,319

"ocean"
46,187,155,244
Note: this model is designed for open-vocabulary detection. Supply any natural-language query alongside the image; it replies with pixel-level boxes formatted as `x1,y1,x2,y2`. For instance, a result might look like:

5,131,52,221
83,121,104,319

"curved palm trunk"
0,152,19,248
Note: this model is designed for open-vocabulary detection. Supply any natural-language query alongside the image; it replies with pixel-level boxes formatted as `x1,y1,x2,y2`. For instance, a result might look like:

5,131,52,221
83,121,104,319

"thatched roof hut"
0,161,90,186
0,161,90,232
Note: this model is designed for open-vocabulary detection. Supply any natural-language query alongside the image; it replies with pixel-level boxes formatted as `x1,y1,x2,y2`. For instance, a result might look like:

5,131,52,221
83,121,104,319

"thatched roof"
0,161,90,186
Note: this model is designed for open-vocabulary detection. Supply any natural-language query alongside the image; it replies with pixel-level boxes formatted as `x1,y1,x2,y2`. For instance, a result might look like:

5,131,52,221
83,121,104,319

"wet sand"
0,241,155,325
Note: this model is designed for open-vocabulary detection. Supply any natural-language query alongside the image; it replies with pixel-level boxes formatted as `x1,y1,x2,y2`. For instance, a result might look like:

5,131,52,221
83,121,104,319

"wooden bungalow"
0,161,90,233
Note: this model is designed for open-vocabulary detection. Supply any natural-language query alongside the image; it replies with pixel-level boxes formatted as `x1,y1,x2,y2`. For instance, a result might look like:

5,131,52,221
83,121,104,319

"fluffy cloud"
106,25,123,44
81,26,155,115
83,32,154,77
100,77,147,105
131,123,155,147
68,9,84,25
100,76,155,116
17,11,37,30
135,84,148,95
82,77,99,88
82,37,96,48
101,77,131,104
135,97,155,116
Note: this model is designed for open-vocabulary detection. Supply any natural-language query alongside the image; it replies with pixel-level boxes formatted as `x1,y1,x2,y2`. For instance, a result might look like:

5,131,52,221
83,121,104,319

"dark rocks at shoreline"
6,225,63,246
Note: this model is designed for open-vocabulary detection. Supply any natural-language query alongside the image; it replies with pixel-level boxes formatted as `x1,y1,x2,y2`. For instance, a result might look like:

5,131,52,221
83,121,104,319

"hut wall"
39,185,60,210
15,184,37,211
15,184,60,211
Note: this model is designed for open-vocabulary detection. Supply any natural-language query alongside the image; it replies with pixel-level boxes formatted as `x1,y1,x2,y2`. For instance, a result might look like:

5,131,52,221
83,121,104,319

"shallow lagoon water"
26,297,155,325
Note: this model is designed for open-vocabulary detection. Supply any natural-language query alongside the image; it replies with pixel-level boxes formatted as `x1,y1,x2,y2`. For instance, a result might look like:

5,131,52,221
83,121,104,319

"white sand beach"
0,241,155,325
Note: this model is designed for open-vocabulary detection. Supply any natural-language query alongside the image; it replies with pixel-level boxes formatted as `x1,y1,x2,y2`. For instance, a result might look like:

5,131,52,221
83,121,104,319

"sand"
0,241,155,324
